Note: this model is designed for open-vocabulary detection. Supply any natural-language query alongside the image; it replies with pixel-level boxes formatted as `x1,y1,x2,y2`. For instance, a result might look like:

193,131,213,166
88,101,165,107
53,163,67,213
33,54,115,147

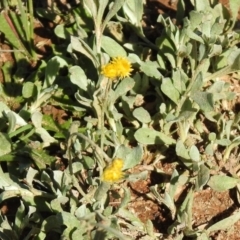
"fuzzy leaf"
208,175,239,192
75,204,91,219
113,77,135,100
196,164,210,190
189,11,203,29
54,24,69,39
44,56,68,88
0,133,12,157
14,201,25,236
140,61,162,79
119,187,131,209
191,91,214,112
133,107,151,123
124,145,143,169
101,35,126,57
172,70,187,94
134,128,175,145
82,0,97,18
29,148,55,169
102,0,125,30
229,0,240,20
71,36,99,67
207,211,240,233
176,140,190,160
31,111,43,128
189,145,200,161
69,66,88,91
195,0,210,11
117,208,144,228
115,145,143,170
190,73,203,95
22,82,36,99
161,78,180,104
0,103,10,118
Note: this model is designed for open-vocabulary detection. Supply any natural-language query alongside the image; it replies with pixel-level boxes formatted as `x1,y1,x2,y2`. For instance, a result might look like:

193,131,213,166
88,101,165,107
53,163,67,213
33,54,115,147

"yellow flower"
112,158,124,169
101,57,133,80
101,63,118,79
102,158,124,183
112,57,133,79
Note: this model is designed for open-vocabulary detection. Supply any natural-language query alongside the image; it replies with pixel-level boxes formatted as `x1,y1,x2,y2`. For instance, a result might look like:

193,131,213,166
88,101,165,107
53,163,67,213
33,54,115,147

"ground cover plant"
0,0,240,239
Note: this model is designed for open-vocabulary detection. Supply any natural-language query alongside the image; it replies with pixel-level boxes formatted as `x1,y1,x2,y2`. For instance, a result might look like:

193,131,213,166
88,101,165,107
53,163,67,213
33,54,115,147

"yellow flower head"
112,57,133,79
102,158,124,183
101,57,133,80
112,158,124,169
101,63,118,79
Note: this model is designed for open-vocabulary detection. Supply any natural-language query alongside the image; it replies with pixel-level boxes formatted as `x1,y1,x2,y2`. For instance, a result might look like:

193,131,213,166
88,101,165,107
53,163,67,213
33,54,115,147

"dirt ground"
129,162,240,239
0,0,240,239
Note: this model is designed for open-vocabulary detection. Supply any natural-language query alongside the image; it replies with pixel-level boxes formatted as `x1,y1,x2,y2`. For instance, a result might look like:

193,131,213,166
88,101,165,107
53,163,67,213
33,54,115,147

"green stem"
176,58,208,115
100,80,112,159
223,137,240,162
93,16,103,65
27,0,37,60
203,65,232,82
95,25,102,55
9,124,33,138
70,132,112,163
177,120,190,143
17,0,29,42
2,0,8,9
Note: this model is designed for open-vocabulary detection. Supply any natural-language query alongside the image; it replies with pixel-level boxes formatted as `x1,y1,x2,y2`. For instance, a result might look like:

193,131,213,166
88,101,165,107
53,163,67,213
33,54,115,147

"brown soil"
193,189,240,239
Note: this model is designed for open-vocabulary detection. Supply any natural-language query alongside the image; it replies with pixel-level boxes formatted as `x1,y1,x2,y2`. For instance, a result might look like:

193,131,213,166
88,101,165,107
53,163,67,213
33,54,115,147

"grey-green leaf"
54,24,69,39
196,164,210,190
69,66,88,91
114,77,135,101
176,140,190,160
208,175,239,192
82,0,97,18
22,82,35,98
189,145,200,161
44,56,68,88
124,145,143,170
190,72,203,95
115,145,143,170
229,0,239,20
101,35,126,57
0,102,10,118
71,36,99,67
118,187,131,209
133,107,151,123
161,78,180,104
102,0,125,31
0,133,11,157
191,91,214,112
140,61,162,79
207,211,240,233
134,128,175,145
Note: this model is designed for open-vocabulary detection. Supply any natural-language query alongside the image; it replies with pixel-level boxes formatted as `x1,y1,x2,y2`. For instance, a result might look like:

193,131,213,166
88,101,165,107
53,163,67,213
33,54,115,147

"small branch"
0,49,25,52
70,132,112,163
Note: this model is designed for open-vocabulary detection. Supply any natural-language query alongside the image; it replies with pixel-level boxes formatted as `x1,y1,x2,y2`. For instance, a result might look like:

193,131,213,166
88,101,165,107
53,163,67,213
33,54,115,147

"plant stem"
176,58,208,115
27,0,37,60
223,137,240,162
203,65,232,82
100,80,112,160
70,132,112,163
17,0,29,41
